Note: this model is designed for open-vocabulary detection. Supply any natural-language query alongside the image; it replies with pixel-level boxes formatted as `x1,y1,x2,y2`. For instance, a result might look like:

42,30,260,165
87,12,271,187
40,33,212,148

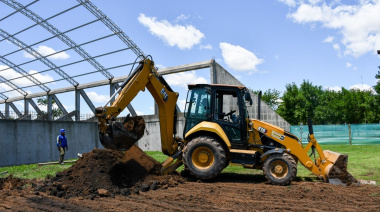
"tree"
276,83,301,125
37,97,63,119
252,89,281,110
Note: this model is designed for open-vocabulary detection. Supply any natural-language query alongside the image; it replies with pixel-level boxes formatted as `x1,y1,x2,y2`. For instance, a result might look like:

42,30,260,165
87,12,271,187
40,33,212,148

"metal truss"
0,92,8,100
1,0,114,80
0,56,50,92
0,75,27,96
0,0,148,120
78,0,146,59
0,29,79,87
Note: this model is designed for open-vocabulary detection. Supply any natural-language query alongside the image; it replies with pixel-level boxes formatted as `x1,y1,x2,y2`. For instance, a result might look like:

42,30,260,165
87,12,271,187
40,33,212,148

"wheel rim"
192,146,214,169
270,160,288,179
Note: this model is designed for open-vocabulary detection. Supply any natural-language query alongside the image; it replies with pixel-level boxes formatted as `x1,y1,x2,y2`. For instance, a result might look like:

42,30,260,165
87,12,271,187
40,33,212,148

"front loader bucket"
323,150,357,185
100,122,140,151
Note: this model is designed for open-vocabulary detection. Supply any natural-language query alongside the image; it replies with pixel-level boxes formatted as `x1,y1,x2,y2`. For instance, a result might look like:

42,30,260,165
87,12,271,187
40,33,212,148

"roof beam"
0,28,79,87
0,56,50,92
0,75,28,96
0,60,212,104
157,60,212,75
78,0,145,59
0,93,8,100
1,0,114,80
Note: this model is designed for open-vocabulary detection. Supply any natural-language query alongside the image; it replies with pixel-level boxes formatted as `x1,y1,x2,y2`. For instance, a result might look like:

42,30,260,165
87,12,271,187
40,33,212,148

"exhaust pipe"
258,91,262,120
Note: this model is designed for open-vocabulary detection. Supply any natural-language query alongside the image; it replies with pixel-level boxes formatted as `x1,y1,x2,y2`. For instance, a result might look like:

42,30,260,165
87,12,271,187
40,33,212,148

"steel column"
75,89,80,121
47,95,52,121
24,99,29,116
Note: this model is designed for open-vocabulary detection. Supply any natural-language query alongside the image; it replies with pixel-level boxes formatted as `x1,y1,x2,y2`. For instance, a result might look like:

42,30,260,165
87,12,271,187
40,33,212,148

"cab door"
213,88,247,148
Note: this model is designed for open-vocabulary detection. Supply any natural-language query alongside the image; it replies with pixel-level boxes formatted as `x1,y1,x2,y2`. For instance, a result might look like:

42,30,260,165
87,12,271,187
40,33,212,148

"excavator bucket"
100,122,139,150
322,150,357,185
100,116,146,151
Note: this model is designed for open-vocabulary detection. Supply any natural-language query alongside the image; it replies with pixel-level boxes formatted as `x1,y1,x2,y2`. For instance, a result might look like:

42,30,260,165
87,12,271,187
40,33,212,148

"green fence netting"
290,124,380,145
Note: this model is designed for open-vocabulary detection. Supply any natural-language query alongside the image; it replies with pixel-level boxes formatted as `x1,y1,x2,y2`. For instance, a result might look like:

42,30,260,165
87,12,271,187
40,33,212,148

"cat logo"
258,127,267,134
161,88,169,102
271,131,285,141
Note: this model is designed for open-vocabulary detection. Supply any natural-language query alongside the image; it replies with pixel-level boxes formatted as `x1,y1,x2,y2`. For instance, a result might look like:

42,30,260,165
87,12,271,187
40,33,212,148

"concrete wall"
211,62,290,131
0,120,100,167
136,114,185,151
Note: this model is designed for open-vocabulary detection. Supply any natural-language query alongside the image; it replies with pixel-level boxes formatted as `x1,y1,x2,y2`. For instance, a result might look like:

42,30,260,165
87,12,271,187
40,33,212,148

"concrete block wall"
0,120,100,167
137,114,185,151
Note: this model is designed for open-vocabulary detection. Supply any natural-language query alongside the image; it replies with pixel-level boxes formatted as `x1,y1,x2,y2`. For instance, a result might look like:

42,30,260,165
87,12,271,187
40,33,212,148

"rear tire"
263,153,297,185
183,136,226,180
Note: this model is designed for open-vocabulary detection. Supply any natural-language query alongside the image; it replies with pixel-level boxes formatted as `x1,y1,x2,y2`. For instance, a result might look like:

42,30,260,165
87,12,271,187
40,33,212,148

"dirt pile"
37,145,184,199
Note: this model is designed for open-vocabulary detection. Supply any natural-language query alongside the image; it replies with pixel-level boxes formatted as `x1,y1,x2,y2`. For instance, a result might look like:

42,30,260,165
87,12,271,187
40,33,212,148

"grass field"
1,145,379,184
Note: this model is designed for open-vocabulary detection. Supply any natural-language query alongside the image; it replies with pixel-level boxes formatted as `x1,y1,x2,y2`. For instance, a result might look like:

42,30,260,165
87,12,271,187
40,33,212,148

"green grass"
1,145,379,183
0,161,75,179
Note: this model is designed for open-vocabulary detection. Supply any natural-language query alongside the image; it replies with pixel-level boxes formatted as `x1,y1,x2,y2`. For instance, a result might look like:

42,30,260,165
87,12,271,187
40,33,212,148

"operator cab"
184,84,253,148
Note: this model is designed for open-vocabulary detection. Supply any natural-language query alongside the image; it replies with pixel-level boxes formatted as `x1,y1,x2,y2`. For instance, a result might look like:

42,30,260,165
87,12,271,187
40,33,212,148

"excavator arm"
95,58,179,156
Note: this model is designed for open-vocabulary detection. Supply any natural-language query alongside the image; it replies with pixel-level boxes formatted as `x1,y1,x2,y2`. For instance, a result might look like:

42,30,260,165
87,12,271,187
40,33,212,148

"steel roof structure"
0,0,146,120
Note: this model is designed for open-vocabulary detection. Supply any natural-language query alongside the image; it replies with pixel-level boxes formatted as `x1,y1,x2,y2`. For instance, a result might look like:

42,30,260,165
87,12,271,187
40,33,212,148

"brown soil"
1,146,379,211
123,115,145,139
36,145,182,199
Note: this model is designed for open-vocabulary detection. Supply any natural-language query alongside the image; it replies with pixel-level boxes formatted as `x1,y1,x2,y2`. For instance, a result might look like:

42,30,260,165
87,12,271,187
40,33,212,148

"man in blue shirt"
57,129,68,165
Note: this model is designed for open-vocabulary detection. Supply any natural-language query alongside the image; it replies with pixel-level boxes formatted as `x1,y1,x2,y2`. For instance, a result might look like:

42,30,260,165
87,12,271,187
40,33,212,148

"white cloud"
138,13,205,50
176,14,190,22
199,44,212,50
324,86,342,92
346,62,352,67
287,1,380,57
24,45,70,60
279,0,296,7
29,70,54,83
219,42,264,72
164,71,207,88
86,91,109,103
350,84,375,93
323,36,334,43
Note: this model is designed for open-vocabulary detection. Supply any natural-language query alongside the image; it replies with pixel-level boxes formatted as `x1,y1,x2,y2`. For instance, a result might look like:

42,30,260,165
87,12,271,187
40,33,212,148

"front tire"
183,136,226,180
263,153,297,185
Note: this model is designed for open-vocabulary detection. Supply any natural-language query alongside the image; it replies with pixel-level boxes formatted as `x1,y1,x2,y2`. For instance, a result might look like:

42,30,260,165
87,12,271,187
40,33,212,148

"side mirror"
245,92,253,106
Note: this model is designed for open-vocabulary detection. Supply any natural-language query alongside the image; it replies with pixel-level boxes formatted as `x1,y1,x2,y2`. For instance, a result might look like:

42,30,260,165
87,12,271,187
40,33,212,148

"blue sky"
0,0,379,116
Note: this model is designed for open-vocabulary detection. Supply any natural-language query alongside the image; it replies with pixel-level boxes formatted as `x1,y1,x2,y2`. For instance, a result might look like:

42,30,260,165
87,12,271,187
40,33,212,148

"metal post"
47,95,53,121
5,102,9,119
75,89,81,121
348,124,352,145
300,122,303,144
258,91,262,120
24,99,29,116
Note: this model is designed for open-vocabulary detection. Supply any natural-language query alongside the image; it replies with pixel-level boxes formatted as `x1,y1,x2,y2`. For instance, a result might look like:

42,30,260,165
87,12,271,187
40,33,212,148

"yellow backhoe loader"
95,56,356,185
